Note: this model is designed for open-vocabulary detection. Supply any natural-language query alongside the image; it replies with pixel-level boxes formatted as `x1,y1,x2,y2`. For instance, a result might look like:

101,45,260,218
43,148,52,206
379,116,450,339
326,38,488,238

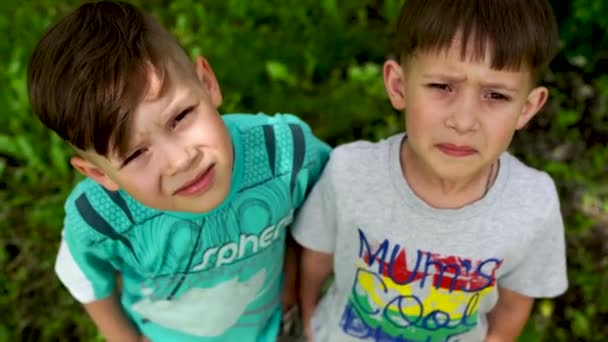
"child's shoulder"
223,112,318,152
222,112,310,131
498,152,560,213
223,111,329,170
502,152,558,196
327,133,401,171
333,138,390,154
62,178,157,242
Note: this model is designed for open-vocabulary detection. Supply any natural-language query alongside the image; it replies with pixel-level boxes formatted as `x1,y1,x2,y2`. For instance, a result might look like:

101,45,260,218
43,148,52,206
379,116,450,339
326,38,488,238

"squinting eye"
173,106,195,127
122,149,144,167
489,92,510,101
428,83,451,91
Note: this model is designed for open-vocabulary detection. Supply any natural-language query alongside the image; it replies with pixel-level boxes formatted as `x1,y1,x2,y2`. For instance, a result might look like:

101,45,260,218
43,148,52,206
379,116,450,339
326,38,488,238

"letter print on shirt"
339,228,503,342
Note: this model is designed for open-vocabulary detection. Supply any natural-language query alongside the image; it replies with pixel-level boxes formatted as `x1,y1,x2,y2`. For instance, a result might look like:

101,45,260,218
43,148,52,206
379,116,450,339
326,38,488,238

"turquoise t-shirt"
55,113,331,341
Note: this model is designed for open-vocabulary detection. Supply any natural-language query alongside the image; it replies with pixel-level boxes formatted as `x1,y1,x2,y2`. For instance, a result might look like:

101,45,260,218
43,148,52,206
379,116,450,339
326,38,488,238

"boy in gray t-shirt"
291,1,568,341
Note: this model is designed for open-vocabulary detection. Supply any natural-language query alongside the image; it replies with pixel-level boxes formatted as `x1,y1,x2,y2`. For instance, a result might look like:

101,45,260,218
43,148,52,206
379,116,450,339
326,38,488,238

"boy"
27,1,329,341
291,0,568,341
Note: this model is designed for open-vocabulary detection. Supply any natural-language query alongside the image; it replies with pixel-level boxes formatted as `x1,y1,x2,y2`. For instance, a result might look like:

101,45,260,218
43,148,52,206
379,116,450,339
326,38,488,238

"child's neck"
400,143,498,210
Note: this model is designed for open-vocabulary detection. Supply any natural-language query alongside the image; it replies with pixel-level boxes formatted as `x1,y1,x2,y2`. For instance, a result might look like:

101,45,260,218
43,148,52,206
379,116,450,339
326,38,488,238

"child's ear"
70,156,120,192
516,86,549,129
194,56,223,109
383,59,407,111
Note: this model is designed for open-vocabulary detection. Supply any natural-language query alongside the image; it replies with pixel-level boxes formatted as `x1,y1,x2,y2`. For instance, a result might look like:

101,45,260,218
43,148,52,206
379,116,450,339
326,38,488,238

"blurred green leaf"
0,134,18,158
265,60,297,86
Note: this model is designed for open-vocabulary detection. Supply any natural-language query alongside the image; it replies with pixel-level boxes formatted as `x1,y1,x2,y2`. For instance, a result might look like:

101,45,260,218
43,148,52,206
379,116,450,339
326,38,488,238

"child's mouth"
174,164,216,196
436,143,477,157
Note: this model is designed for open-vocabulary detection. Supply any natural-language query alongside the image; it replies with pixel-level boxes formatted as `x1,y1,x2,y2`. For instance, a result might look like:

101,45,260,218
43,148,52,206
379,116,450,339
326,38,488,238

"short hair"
28,1,192,158
394,0,559,80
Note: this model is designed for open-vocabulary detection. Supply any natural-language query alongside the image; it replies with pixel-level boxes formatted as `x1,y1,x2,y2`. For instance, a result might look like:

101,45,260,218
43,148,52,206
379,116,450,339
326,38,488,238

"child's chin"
179,191,231,213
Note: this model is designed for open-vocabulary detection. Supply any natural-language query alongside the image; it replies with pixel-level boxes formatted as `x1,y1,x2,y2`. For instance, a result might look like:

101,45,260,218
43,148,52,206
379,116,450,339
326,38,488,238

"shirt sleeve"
281,114,332,209
55,227,117,303
498,185,568,298
290,153,339,255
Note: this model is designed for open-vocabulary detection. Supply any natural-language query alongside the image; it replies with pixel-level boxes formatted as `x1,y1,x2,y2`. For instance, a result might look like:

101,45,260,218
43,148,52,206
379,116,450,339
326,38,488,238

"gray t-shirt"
291,134,568,342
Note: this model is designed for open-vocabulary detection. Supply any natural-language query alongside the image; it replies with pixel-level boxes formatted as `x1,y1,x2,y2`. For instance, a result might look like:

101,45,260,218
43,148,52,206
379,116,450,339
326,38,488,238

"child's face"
73,57,233,213
384,38,548,182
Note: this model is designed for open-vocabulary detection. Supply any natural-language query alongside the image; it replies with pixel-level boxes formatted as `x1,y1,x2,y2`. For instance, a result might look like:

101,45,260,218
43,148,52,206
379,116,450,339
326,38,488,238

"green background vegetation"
1,0,607,341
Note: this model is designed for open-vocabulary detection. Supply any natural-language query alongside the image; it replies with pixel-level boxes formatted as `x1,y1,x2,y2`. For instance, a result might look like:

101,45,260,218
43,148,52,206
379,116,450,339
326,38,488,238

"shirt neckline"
388,133,510,222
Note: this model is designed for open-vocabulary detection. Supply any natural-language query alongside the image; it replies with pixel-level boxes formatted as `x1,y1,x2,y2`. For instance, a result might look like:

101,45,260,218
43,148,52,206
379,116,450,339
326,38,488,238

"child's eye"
122,148,145,167
172,106,195,128
487,92,510,101
428,83,451,91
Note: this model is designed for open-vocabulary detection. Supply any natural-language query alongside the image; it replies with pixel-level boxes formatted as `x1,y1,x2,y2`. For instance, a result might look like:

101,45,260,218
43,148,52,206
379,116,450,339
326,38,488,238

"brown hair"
28,1,191,158
394,0,559,79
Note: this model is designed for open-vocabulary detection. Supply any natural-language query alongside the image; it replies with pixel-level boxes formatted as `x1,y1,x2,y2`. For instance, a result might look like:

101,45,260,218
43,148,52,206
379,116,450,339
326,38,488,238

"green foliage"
1,0,607,341
551,0,608,73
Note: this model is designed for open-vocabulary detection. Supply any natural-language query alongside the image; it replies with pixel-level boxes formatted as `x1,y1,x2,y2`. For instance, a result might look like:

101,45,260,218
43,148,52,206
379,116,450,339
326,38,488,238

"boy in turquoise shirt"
27,1,329,341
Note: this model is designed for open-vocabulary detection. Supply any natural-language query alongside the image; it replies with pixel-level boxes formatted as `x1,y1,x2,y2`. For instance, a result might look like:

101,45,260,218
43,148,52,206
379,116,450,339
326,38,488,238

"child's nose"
163,144,199,176
445,94,479,133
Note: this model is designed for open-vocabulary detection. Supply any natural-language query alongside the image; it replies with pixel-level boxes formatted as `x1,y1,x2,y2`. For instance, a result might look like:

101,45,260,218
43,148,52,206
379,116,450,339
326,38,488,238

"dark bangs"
395,0,559,74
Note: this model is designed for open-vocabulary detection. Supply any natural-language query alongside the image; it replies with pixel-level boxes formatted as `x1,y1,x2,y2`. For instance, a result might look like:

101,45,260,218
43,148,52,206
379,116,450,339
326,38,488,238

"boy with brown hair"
28,1,329,341
291,0,568,341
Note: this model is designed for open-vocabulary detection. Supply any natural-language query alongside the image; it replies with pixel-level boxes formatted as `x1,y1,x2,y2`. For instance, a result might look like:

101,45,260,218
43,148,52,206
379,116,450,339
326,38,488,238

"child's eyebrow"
422,73,518,93
421,73,467,83
159,90,193,124
478,81,518,93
